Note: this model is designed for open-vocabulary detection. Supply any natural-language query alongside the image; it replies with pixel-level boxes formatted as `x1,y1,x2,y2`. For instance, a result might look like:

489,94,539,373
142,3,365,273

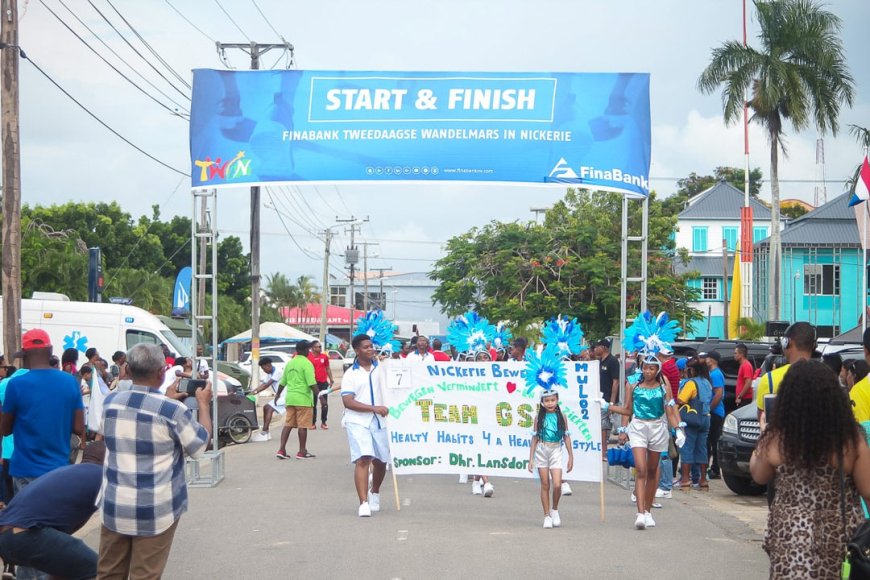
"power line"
84,0,190,99
52,0,191,111
312,185,342,216
265,187,322,260
333,185,353,214
39,0,189,118
250,0,285,41
163,0,216,43
20,50,189,177
103,0,191,90
214,0,251,42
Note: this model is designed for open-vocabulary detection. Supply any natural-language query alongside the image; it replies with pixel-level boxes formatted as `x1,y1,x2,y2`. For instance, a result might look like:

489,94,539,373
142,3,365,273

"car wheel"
722,472,766,496
226,414,254,444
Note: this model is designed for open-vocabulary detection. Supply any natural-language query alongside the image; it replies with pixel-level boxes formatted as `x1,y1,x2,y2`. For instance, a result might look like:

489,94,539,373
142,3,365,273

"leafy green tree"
102,268,173,313
662,167,763,215
20,217,89,300
780,203,809,220
698,0,855,320
431,189,702,339
215,236,250,303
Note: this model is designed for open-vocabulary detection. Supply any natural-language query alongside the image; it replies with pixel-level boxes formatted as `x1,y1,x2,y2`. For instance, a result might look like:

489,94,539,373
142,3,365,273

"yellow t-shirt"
678,381,697,404
850,376,870,424
755,364,791,410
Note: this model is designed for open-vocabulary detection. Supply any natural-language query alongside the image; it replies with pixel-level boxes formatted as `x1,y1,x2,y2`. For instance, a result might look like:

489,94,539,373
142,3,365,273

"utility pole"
318,228,332,344
361,241,379,312
337,217,368,340
373,267,393,310
216,40,292,387
1,0,21,359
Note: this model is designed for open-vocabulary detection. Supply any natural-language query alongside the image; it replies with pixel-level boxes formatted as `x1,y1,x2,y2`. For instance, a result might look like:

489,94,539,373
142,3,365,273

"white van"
0,293,191,358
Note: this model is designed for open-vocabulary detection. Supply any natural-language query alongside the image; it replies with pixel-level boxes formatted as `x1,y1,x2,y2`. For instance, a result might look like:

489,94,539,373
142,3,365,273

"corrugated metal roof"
790,191,854,222
756,192,860,247
678,181,774,220
673,255,727,278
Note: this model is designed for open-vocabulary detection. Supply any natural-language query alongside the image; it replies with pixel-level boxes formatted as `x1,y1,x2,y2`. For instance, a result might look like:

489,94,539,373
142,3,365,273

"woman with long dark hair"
675,357,713,489
751,359,870,579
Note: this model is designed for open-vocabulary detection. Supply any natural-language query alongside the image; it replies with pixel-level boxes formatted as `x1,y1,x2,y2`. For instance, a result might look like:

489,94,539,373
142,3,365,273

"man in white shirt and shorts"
341,335,390,517
251,357,284,442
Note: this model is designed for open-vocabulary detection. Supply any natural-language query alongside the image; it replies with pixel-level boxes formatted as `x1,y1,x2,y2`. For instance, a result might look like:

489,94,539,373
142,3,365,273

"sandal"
674,480,693,489
698,482,710,490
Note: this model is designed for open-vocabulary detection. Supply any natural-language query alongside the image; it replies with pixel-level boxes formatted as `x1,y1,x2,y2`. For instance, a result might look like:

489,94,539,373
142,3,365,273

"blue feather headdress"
354,310,398,350
540,314,585,358
447,311,495,355
523,345,567,396
491,322,513,351
622,310,681,356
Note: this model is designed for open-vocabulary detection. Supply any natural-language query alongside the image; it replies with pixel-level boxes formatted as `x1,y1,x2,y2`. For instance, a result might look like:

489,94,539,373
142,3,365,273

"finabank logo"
548,158,578,179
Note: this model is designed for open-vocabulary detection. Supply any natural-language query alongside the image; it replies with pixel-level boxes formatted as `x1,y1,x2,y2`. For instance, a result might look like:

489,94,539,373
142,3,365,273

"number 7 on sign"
388,368,411,389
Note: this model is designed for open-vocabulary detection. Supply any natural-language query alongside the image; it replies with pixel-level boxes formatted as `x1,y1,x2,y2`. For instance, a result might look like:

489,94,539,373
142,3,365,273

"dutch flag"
848,156,870,206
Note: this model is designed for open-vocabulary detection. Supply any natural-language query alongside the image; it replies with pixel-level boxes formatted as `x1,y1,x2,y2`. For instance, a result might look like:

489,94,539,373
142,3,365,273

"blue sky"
18,0,870,285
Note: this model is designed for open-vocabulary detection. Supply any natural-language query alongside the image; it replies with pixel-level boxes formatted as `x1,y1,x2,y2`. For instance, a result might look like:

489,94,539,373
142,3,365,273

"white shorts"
267,399,287,415
346,421,390,464
628,418,669,453
534,442,563,470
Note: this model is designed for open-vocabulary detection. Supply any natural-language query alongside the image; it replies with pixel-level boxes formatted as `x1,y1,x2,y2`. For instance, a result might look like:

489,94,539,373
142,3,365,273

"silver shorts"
627,418,669,453
534,442,563,469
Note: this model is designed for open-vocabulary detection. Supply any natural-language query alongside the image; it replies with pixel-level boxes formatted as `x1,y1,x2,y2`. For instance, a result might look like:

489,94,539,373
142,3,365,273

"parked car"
239,350,293,378
328,349,345,374
718,402,766,496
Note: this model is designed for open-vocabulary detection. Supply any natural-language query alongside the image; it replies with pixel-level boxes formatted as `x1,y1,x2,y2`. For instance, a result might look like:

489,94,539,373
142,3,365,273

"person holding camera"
97,343,212,578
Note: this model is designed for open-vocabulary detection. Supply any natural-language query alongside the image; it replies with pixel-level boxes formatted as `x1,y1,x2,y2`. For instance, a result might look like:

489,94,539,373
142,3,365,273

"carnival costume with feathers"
540,314,586,358
354,310,399,352
447,311,496,357
621,311,681,357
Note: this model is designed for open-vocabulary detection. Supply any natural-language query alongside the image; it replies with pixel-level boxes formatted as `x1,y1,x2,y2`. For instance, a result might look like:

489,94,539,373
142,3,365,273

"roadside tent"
221,322,317,345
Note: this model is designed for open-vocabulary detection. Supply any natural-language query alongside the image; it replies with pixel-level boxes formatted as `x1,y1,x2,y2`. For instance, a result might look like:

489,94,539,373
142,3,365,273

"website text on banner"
189,70,650,197
382,360,602,482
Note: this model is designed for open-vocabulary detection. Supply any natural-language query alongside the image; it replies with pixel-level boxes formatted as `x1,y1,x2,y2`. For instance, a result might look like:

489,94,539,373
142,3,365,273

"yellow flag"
728,250,741,339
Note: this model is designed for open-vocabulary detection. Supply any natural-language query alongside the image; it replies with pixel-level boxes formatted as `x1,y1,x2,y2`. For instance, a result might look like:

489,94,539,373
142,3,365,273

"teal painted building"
753,192,865,338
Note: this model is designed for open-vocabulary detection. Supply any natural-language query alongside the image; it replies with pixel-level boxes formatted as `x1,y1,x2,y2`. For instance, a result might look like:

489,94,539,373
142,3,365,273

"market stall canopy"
222,322,317,344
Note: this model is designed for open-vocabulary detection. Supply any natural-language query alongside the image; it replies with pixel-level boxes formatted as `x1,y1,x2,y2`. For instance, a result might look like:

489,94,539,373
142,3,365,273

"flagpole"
864,145,869,333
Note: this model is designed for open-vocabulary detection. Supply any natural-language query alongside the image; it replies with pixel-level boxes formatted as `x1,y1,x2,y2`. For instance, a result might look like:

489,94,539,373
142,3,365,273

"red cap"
14,329,52,357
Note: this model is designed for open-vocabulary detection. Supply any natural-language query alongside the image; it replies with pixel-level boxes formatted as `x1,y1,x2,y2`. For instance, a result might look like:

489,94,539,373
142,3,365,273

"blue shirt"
632,384,668,420
0,464,101,532
101,385,209,536
710,368,726,417
0,368,28,461
3,368,83,478
536,411,566,443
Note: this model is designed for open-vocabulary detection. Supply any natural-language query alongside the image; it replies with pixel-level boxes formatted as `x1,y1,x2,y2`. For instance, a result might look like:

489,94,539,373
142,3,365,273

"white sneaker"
550,509,561,527
368,492,380,512
266,432,272,441
250,431,269,442
483,482,494,497
634,513,646,530
543,515,553,529
472,480,482,495
358,502,371,517
644,511,656,528
651,502,663,509
655,488,672,499
458,474,469,484
561,482,572,496
630,492,637,502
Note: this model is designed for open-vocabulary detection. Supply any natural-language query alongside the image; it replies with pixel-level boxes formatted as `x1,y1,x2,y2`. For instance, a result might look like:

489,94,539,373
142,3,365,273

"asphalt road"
79,393,771,580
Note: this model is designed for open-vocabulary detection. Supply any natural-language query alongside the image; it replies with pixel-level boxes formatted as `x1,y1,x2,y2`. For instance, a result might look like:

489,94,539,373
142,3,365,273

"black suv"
718,402,766,495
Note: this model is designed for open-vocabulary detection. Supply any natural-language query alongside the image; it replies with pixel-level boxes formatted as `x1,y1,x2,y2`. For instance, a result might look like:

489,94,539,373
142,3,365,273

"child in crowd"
528,390,573,528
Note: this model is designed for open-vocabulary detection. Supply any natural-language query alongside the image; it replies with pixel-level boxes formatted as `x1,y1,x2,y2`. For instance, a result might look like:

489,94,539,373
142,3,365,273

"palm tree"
697,0,854,321
264,272,299,314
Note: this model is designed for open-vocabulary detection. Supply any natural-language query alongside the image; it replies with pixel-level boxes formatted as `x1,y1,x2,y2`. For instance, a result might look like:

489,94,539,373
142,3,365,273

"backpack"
690,377,713,415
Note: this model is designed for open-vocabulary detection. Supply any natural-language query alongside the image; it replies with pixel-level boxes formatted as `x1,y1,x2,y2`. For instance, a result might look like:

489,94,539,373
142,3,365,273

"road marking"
397,530,409,541
402,497,412,506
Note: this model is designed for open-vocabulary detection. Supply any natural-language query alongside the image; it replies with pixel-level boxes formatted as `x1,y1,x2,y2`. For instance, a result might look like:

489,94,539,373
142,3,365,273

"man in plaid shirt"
97,343,212,579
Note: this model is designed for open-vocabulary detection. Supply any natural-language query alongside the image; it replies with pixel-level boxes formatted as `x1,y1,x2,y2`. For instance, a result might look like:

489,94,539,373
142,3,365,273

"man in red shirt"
734,343,754,407
658,347,681,400
431,339,451,362
308,341,334,429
